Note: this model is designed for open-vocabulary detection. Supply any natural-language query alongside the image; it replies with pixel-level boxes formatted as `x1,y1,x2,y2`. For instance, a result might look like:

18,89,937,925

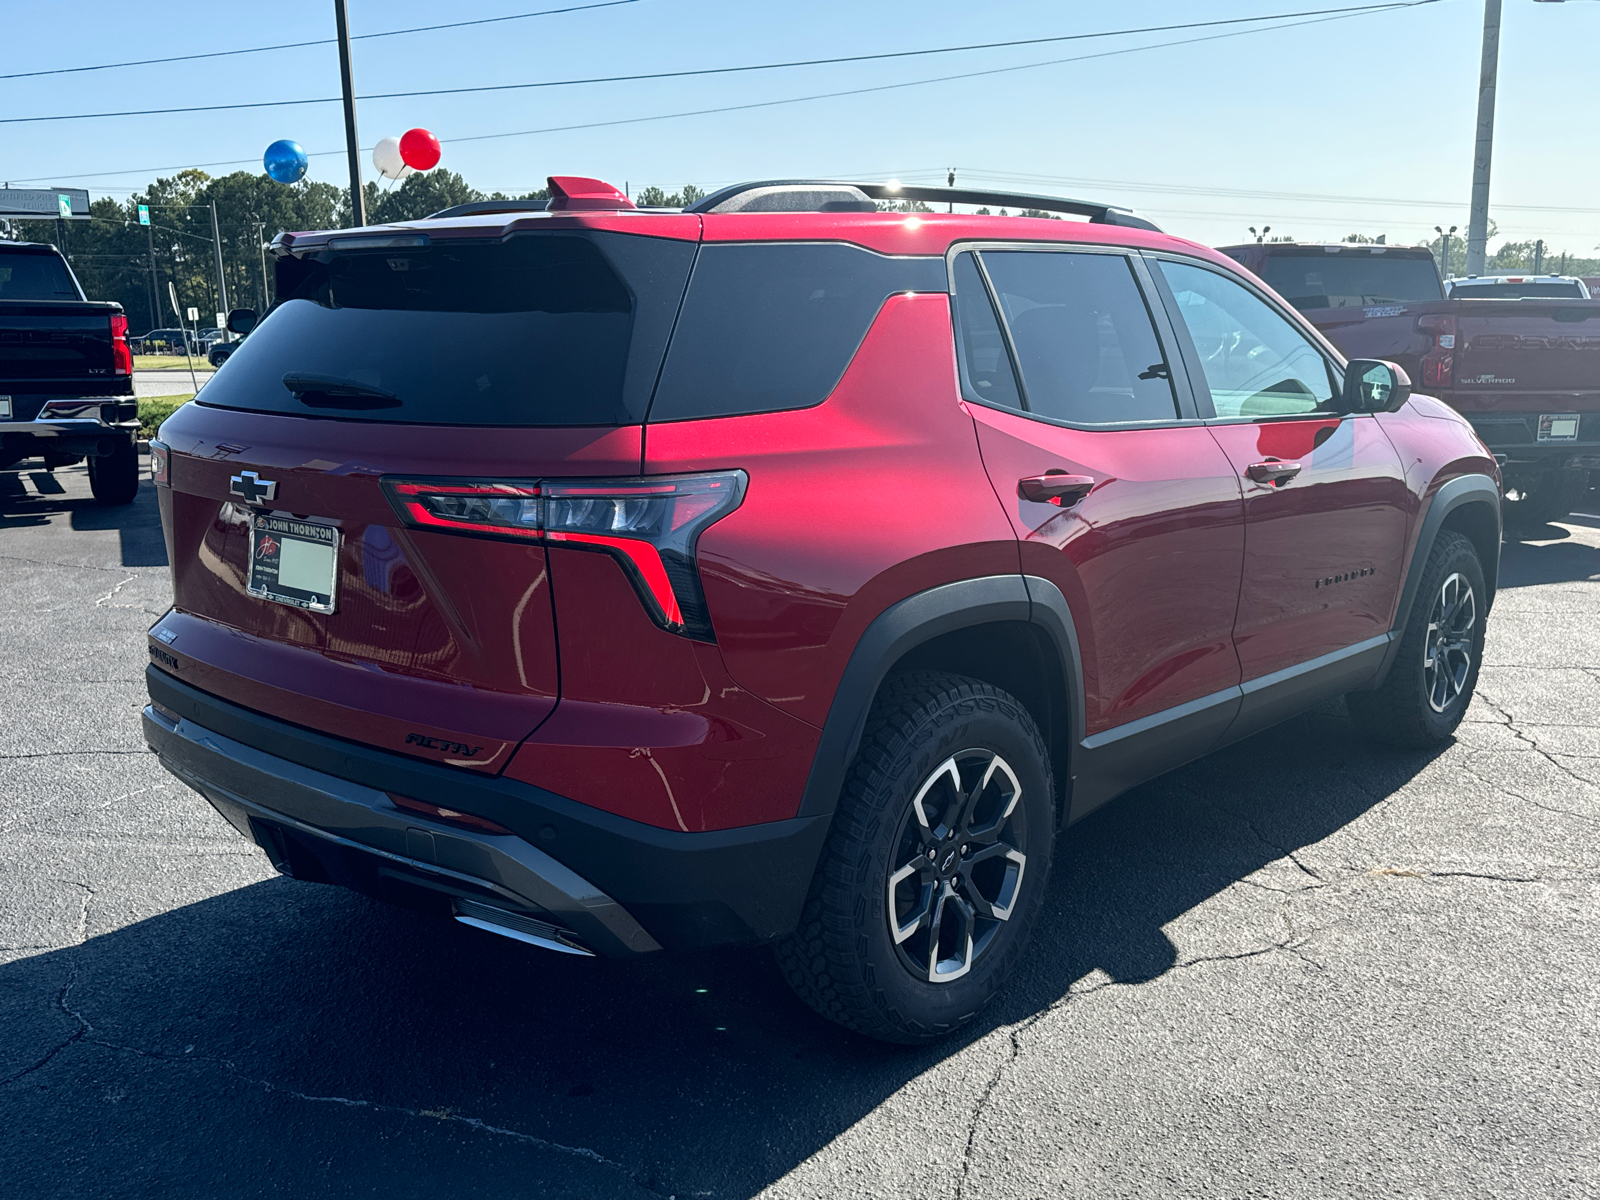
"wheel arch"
1371,472,1500,687
795,575,1083,825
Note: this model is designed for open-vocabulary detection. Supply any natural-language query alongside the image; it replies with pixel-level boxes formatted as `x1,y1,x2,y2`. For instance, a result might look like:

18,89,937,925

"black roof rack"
425,199,550,220
685,179,1160,231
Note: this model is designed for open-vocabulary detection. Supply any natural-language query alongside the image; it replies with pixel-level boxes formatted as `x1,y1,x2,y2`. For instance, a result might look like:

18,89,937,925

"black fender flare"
795,574,1084,818
1372,472,1501,685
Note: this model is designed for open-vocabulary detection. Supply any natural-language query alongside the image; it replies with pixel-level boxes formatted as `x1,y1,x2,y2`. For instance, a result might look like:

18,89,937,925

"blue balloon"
263,139,308,184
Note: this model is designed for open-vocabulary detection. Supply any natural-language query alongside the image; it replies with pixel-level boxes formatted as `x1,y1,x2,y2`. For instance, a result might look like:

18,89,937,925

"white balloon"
372,136,412,181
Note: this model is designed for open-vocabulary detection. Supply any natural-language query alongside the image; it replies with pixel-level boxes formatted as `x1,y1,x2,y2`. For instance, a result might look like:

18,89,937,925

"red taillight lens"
149,439,170,486
109,313,132,375
381,471,747,641
1417,314,1455,388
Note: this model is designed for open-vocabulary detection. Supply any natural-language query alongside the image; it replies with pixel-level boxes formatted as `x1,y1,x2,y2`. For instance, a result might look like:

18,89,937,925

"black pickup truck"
0,239,140,503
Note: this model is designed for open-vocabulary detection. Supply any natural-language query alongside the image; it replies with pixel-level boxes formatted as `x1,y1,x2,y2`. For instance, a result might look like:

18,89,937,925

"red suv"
143,176,1500,1043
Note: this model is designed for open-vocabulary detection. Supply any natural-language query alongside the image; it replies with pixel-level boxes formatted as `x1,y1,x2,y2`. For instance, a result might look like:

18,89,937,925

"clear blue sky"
4,0,1597,253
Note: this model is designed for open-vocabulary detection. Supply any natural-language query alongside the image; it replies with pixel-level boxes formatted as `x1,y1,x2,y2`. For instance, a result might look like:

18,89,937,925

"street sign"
215,312,226,332
57,194,71,219
187,307,199,323
137,205,150,226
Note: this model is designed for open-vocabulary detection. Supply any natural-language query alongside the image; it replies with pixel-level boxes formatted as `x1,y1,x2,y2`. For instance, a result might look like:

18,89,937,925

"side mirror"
1343,358,1411,413
226,307,258,336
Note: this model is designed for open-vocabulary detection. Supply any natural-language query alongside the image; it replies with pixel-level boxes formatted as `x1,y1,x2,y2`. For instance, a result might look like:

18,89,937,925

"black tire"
1503,467,1584,530
1347,530,1485,748
776,671,1055,1044
88,436,140,505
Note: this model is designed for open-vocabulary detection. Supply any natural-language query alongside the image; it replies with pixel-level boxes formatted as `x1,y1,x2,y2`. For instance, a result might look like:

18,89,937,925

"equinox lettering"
404,732,483,757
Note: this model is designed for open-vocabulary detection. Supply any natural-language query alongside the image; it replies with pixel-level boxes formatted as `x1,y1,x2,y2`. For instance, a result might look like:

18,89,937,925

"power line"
0,1,1437,125
0,0,643,82
9,1,1444,189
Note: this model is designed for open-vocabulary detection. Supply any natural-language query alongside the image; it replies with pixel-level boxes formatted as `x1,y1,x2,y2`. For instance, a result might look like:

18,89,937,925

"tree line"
10,166,1595,333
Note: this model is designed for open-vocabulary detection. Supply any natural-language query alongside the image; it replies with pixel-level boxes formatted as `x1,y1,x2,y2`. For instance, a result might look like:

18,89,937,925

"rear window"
647,243,946,422
1255,251,1443,310
1448,280,1587,299
0,250,80,300
201,231,695,426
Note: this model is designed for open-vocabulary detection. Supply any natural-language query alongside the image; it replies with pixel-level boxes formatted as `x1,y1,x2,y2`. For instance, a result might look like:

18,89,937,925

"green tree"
634,184,706,208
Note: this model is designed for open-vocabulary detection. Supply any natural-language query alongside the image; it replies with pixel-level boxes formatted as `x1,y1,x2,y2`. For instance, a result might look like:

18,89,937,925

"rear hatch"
150,216,700,771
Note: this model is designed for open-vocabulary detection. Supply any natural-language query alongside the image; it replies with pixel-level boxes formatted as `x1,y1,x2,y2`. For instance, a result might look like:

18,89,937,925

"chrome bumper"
142,705,663,957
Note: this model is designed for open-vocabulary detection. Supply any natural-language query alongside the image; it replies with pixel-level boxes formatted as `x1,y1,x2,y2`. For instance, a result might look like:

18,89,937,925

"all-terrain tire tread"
774,670,1051,1043
1347,530,1481,749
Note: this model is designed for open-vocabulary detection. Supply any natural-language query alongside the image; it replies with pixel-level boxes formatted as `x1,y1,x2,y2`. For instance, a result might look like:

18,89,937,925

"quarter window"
951,253,1022,410
1158,260,1337,419
979,250,1180,426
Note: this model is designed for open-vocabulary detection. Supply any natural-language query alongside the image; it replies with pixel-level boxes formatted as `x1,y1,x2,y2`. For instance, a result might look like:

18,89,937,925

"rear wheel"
88,436,140,505
1347,530,1485,748
776,672,1054,1043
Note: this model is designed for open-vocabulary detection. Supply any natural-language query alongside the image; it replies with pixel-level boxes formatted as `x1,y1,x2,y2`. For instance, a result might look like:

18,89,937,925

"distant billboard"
0,188,91,220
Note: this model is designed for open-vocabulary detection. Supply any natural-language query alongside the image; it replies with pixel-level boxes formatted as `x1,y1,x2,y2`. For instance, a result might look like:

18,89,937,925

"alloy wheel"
886,749,1028,984
1424,571,1476,713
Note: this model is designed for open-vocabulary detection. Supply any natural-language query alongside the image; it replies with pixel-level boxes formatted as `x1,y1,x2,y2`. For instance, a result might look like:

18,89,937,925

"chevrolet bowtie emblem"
229,470,277,505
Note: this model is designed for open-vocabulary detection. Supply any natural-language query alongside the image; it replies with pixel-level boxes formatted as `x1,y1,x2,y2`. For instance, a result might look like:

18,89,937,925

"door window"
979,251,1180,426
1158,260,1338,419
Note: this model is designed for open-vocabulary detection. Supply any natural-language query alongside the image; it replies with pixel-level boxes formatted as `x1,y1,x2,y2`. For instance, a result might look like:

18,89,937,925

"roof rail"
685,179,1160,231
426,199,549,219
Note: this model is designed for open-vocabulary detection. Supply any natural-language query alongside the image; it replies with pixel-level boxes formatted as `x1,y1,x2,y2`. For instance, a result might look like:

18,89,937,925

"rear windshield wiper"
282,372,400,409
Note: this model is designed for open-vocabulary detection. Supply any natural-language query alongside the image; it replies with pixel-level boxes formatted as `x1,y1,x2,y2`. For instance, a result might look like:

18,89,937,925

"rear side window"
1449,280,1586,299
979,250,1180,426
202,231,695,426
0,251,79,300
647,243,946,422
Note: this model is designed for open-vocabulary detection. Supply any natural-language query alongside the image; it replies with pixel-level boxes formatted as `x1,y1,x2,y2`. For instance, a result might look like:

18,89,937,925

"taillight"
149,439,170,486
1417,313,1455,389
382,471,747,641
109,313,132,375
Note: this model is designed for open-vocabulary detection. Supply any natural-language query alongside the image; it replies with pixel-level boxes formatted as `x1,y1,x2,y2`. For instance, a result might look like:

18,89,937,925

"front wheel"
88,436,140,505
776,672,1055,1043
1347,530,1485,748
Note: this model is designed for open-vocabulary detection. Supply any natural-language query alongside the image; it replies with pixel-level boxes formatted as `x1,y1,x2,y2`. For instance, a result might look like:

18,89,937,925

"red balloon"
399,128,441,171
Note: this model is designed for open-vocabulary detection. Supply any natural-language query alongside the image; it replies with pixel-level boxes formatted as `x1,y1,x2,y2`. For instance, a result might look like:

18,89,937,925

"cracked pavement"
2,460,1597,1198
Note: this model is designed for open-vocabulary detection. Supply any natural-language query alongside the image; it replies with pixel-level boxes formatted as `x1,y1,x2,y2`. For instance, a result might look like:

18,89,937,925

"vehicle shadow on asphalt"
0,463,166,567
1498,523,1600,588
0,707,1439,1198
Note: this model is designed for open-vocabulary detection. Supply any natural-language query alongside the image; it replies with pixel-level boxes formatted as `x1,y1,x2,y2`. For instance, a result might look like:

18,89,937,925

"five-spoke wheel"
887,750,1028,983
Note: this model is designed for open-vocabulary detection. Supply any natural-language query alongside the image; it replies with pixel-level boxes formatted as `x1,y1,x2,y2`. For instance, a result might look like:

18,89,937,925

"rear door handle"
1018,473,1095,506
1245,459,1302,486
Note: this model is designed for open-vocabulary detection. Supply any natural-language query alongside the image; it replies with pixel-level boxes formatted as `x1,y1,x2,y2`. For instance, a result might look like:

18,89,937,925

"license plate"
247,514,339,613
1537,413,1581,442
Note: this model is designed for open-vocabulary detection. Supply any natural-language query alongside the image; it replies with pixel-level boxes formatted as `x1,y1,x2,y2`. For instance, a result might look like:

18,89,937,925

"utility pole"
334,0,366,227
1533,239,1544,274
146,220,160,331
209,200,231,336
947,168,956,214
1465,0,1501,276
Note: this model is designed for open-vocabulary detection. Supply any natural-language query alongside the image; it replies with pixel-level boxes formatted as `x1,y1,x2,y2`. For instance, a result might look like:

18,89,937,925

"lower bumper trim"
455,898,594,956
143,704,662,957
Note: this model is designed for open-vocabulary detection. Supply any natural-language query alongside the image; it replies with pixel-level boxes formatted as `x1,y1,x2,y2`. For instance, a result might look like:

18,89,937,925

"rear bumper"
143,666,831,953
0,399,140,459
1465,412,1600,467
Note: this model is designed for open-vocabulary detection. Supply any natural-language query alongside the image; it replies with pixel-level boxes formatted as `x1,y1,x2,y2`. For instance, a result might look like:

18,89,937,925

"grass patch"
134,355,213,372
139,394,193,438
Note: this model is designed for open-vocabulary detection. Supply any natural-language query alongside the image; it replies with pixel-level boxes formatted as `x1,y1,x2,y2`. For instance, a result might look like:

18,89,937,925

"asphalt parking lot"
2,457,1596,1199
